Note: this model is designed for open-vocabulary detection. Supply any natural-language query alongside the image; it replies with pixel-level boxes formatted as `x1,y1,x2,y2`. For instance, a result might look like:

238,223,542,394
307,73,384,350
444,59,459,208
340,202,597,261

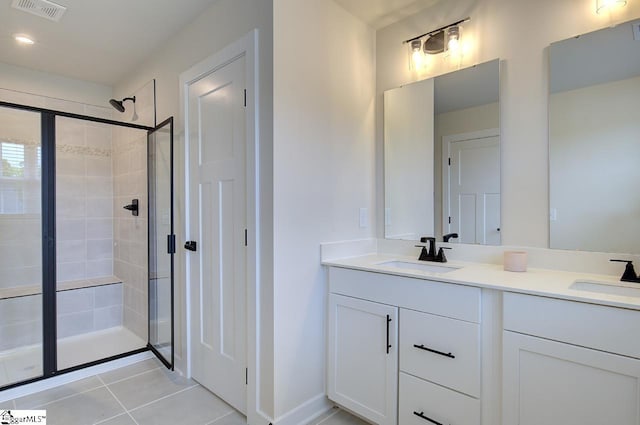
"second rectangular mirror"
384,59,501,244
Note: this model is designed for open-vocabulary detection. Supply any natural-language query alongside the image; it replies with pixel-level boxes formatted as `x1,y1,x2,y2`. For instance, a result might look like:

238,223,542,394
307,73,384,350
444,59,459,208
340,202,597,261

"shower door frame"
0,100,171,391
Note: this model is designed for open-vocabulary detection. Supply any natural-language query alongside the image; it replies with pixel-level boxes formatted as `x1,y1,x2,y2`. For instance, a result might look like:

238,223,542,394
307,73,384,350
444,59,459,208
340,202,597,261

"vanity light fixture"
596,0,627,14
405,17,470,70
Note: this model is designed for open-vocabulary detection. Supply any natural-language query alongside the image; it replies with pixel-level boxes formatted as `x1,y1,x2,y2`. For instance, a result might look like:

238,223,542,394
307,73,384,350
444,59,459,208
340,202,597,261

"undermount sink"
376,260,459,274
570,280,640,298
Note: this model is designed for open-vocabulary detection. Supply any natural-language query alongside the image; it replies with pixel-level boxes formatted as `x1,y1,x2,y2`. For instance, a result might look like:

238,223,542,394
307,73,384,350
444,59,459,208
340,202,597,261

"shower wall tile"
84,105,113,121
86,157,112,177
94,305,123,330
86,198,113,218
57,197,86,219
57,262,86,282
57,219,86,241
57,153,86,176
0,295,41,327
94,284,122,308
45,98,85,115
0,320,41,352
86,239,113,261
87,218,113,239
86,177,113,198
58,310,94,339
57,240,86,263
0,217,41,242
85,259,113,278
0,245,41,269
57,288,94,315
57,175,86,198
0,266,41,289
0,88,46,107
86,124,112,149
56,119,85,146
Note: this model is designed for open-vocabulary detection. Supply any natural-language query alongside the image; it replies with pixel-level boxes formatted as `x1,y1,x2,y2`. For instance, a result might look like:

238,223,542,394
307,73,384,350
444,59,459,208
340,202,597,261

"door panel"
0,106,43,387
148,117,175,368
188,55,247,413
447,135,500,245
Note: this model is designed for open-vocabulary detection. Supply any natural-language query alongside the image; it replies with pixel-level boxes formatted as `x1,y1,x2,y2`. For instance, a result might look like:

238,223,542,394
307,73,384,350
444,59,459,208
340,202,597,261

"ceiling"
333,0,443,29
0,0,219,86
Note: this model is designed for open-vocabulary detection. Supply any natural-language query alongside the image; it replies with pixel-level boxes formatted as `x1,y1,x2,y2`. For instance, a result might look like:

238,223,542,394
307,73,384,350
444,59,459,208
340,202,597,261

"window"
0,140,41,214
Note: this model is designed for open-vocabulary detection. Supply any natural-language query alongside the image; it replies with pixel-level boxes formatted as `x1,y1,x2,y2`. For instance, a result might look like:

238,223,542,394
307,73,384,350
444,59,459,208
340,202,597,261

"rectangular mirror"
384,59,501,244
549,19,640,254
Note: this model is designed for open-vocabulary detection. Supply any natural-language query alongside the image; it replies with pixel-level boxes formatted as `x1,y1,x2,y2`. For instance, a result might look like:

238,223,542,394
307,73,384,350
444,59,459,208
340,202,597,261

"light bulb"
446,26,461,55
411,39,424,69
448,37,460,52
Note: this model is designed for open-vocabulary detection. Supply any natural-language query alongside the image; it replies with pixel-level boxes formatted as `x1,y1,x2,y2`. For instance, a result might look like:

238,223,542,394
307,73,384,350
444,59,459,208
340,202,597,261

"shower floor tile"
0,326,145,388
1,357,369,425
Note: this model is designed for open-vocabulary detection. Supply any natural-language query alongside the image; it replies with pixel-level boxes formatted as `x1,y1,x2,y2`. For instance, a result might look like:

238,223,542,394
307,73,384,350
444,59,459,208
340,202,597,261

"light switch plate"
633,22,640,41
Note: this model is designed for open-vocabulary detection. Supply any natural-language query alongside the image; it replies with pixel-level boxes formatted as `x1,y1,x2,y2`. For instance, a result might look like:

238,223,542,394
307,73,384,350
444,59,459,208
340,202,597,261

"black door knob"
184,241,197,252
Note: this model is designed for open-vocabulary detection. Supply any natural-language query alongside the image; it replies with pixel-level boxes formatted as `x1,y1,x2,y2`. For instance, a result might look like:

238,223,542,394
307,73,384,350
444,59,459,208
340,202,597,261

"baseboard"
272,393,332,425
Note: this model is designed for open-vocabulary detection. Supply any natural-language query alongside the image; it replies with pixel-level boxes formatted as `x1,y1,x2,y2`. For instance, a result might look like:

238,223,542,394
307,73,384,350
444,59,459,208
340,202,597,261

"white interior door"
445,131,500,245
187,54,247,413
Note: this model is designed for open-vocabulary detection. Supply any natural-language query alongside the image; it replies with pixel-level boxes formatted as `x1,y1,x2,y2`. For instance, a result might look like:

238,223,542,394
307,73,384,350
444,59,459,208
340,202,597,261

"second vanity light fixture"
405,17,470,70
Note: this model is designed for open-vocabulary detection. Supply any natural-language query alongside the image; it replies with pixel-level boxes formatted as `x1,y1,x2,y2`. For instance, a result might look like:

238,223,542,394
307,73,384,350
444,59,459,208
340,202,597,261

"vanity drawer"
399,372,480,425
399,308,480,397
504,292,640,358
329,267,481,323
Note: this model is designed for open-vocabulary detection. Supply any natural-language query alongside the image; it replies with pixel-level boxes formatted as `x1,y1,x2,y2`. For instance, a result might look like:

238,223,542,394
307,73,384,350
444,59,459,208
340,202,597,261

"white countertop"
322,254,640,310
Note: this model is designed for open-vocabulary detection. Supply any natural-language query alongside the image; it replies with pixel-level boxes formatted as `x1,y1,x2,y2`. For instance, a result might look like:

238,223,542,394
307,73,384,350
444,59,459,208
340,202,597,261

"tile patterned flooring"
0,357,368,425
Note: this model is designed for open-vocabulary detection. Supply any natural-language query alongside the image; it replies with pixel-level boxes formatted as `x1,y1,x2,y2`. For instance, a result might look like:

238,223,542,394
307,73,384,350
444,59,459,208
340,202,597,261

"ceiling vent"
11,0,67,22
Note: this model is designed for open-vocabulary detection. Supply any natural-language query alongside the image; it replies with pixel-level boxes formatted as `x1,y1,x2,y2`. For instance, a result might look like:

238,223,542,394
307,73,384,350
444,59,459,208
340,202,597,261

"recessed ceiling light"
14,34,35,45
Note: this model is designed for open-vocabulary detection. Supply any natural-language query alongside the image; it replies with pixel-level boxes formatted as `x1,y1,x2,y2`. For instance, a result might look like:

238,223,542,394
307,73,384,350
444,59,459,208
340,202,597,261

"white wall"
113,0,274,421
273,0,376,420
550,75,640,254
376,0,640,247
0,61,112,107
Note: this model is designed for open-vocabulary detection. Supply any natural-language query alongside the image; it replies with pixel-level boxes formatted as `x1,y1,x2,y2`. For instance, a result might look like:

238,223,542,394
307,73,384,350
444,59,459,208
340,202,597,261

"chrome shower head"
109,96,136,113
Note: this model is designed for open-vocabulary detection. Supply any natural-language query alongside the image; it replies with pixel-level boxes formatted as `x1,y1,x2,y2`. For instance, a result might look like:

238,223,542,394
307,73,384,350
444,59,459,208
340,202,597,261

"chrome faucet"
415,237,451,263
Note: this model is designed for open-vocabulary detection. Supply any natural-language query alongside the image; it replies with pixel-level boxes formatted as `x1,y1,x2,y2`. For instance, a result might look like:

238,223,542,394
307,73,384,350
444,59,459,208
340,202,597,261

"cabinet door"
504,331,640,425
328,294,398,425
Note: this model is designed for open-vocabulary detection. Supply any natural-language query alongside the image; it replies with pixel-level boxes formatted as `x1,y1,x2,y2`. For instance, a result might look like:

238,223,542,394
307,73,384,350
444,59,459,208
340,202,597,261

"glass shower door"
0,106,44,387
148,117,174,368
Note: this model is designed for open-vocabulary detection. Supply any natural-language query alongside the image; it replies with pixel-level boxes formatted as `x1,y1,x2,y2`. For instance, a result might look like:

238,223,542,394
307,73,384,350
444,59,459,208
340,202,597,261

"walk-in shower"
0,97,174,389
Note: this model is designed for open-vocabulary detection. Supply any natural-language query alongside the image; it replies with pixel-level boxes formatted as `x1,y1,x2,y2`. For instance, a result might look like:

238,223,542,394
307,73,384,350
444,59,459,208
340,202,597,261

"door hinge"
448,216,452,224
244,89,247,107
167,234,176,254
448,157,451,166
246,367,248,385
244,229,248,246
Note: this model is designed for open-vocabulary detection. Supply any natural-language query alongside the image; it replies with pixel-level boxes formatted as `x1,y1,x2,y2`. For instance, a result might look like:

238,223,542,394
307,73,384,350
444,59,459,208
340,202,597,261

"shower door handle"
184,241,197,252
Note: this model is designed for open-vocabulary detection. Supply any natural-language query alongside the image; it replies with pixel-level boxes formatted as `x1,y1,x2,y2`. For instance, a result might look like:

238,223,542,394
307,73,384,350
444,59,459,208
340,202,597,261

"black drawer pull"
413,344,455,359
386,315,392,354
413,411,445,425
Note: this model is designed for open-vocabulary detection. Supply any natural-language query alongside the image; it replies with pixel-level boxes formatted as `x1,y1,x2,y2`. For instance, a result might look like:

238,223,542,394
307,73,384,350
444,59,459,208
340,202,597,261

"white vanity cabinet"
327,267,482,425
503,293,640,425
327,293,398,425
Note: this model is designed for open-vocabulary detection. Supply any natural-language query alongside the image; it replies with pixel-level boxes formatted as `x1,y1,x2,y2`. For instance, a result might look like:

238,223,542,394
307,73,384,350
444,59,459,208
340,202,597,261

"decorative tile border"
0,137,111,157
